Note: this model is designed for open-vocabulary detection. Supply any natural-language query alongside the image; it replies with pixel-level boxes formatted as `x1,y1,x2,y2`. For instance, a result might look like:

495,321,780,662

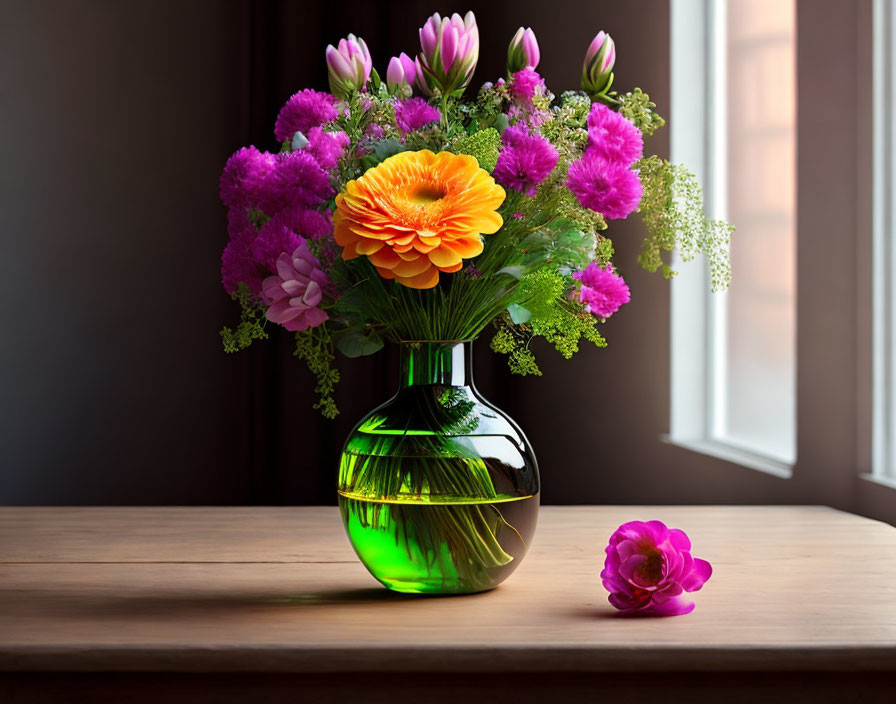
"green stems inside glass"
338,341,540,594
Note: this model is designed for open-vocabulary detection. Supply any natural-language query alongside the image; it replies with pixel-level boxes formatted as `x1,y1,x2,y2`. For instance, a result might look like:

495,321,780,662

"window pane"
716,0,796,462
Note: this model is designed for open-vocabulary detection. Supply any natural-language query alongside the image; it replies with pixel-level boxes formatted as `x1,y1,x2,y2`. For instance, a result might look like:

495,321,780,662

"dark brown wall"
2,0,867,509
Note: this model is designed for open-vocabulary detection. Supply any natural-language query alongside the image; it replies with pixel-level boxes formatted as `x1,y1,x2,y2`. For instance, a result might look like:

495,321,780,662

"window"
669,0,796,472
873,0,896,483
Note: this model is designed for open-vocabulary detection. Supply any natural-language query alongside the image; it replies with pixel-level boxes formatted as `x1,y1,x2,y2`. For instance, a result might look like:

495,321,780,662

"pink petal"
420,22,438,57
615,539,640,561
281,278,305,297
618,554,647,583
651,582,684,604
441,25,458,70
266,301,303,324
387,57,404,85
326,46,353,79
645,595,696,617
292,257,313,277
303,280,323,306
668,528,691,552
680,558,713,592
608,591,651,613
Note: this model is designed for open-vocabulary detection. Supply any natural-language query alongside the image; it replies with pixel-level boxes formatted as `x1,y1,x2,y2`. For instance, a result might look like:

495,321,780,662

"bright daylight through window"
670,0,796,471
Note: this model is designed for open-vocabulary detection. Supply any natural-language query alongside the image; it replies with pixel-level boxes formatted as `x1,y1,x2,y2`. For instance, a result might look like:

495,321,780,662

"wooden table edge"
2,643,896,674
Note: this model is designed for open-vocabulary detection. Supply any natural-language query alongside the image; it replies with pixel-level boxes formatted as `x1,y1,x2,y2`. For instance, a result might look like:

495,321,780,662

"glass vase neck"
399,341,473,388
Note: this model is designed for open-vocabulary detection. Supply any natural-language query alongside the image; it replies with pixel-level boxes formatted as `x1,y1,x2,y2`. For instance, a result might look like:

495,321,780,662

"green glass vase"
338,341,540,594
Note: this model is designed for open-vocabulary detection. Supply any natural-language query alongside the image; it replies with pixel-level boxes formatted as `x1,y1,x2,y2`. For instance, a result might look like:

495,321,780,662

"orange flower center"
389,180,450,231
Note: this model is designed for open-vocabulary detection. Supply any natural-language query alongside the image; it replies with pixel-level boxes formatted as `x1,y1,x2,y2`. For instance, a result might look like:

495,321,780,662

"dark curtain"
0,0,670,505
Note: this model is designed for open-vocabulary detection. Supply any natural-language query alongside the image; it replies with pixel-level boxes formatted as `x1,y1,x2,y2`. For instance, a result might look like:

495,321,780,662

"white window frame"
667,0,794,477
871,0,896,488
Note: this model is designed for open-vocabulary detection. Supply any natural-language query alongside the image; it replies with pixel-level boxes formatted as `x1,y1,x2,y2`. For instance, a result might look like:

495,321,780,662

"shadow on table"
5,586,497,621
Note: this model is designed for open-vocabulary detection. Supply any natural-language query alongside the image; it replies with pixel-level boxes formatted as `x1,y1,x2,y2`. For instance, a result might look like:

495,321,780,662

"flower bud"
386,52,418,97
326,34,372,100
507,27,540,74
582,31,615,97
417,11,479,97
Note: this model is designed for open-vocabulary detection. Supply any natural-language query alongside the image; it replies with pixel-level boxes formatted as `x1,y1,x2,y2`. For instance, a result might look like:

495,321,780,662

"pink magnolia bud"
417,11,479,97
507,27,540,74
582,30,616,97
326,33,372,100
386,52,418,96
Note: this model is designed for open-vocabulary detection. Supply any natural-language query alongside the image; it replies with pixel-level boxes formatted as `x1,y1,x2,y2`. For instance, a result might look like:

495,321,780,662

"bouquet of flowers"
219,11,731,418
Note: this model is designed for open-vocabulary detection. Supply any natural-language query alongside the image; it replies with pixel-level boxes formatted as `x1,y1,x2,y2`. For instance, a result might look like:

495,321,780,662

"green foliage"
373,139,406,161
490,322,542,376
614,88,666,136
558,91,591,126
451,128,500,172
293,326,341,419
330,255,518,343
491,269,607,377
637,155,733,290
336,327,384,358
594,237,615,266
517,217,598,274
220,285,269,353
519,270,606,359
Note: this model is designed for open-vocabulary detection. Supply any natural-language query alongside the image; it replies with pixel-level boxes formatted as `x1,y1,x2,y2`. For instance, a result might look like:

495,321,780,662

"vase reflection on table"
339,341,539,594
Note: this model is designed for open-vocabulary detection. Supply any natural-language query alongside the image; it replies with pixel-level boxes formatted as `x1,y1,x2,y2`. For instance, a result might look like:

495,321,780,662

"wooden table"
1,506,895,703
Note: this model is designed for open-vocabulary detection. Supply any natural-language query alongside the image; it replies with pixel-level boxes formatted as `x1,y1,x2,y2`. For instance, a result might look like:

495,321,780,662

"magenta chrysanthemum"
566,152,642,219
261,242,331,332
221,224,264,296
493,124,558,197
251,219,304,273
304,127,350,171
274,89,339,143
601,520,712,616
255,151,333,214
394,97,441,134
586,102,643,166
573,262,631,318
226,206,252,240
273,206,332,240
219,146,276,209
509,67,545,105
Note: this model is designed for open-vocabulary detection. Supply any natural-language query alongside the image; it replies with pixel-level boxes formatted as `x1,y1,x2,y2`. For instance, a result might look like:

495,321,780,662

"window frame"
668,0,795,477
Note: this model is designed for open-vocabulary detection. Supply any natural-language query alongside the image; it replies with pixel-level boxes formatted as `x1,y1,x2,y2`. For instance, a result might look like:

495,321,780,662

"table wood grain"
1,505,895,680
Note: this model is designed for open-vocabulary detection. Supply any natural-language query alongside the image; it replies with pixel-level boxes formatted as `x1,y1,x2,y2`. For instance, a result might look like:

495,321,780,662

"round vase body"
338,341,540,595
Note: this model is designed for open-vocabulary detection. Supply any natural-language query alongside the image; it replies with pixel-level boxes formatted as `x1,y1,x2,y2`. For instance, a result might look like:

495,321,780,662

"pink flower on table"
493,124,558,196
573,262,630,319
586,102,643,166
601,520,712,616
394,97,441,134
274,89,339,143
566,151,642,220
261,242,331,332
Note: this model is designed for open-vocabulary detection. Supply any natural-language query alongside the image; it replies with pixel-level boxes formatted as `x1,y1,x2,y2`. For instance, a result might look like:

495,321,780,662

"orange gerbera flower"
334,149,506,289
